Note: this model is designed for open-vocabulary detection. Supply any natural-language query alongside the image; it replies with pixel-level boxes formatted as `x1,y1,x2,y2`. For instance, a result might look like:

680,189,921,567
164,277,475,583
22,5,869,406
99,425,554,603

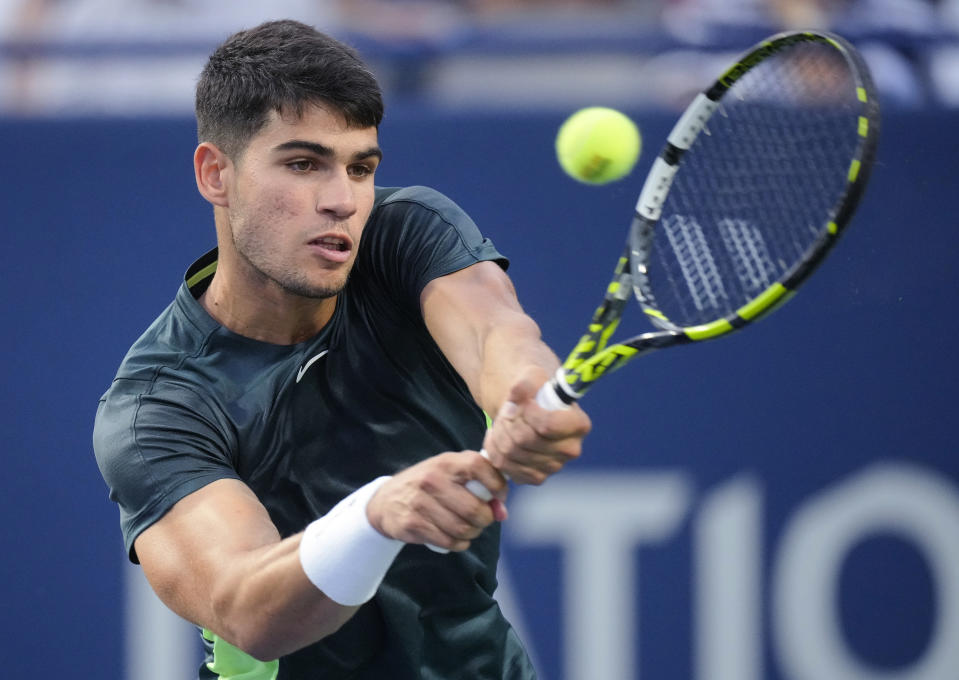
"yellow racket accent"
684,318,734,341
848,159,862,182
644,307,668,321
597,317,621,352
737,283,790,321
567,345,639,385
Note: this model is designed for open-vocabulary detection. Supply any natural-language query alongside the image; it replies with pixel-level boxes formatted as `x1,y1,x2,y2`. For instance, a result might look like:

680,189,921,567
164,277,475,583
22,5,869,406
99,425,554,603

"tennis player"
93,19,590,680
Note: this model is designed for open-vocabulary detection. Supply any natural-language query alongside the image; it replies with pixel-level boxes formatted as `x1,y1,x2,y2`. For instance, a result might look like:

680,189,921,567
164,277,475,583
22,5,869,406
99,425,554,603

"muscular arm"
421,261,554,415
421,261,591,484
133,453,507,661
134,479,355,661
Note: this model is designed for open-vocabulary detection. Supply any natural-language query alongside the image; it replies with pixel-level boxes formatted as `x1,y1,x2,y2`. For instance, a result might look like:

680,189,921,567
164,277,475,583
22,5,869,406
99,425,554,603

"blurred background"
2,1,958,679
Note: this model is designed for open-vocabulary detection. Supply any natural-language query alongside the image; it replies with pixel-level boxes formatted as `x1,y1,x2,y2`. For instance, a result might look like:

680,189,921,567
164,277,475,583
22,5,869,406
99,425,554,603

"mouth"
311,235,351,251
308,234,353,262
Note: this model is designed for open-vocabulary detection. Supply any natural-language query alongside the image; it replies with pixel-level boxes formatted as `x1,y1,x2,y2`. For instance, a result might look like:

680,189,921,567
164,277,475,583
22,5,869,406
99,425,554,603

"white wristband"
299,476,404,606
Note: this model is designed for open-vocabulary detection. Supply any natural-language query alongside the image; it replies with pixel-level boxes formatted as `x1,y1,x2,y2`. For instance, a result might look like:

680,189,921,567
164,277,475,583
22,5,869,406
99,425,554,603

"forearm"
423,262,560,415
421,262,590,483
474,313,559,415
210,477,403,659
138,478,401,663
208,534,358,660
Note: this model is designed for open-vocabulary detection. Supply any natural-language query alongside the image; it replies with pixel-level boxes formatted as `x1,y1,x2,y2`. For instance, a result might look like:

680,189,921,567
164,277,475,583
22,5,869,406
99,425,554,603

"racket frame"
544,30,880,407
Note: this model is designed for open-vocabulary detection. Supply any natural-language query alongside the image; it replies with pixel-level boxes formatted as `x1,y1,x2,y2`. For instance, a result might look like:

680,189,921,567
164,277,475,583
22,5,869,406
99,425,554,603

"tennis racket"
534,29,880,410
432,30,879,553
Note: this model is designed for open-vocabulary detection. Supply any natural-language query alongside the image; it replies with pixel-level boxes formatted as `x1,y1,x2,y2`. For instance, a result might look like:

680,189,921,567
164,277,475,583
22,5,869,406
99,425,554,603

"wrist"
299,476,404,606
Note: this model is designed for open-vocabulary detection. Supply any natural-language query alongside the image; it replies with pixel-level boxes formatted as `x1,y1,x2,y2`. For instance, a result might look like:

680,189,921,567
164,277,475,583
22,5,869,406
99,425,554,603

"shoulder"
94,291,244,558
374,184,459,210
370,185,474,229
96,283,230,443
113,281,217,380
364,184,503,263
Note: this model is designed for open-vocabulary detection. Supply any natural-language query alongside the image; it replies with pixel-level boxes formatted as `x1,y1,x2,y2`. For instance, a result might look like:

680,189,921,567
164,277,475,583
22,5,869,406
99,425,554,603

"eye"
348,163,376,178
287,159,317,173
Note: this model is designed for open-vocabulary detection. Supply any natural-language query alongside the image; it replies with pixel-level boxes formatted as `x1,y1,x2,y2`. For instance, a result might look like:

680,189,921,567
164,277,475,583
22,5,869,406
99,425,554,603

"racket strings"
648,41,863,327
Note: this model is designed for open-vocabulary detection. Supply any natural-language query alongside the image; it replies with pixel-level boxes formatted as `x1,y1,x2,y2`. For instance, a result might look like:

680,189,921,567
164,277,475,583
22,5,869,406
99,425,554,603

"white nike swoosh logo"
295,349,329,383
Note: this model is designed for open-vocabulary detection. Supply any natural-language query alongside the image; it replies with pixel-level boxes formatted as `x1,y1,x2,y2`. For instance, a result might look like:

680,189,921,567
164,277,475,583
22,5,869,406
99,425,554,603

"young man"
94,19,590,679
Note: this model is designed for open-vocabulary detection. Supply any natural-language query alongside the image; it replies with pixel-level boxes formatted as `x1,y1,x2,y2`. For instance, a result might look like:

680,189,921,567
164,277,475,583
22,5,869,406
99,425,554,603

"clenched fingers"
484,392,591,485
366,452,508,551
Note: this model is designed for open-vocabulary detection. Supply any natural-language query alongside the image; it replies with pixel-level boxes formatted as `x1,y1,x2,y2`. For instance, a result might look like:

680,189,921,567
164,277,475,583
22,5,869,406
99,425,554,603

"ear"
194,142,231,207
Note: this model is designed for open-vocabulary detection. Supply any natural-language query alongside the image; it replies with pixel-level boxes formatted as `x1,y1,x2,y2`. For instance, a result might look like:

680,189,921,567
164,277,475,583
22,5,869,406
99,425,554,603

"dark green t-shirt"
94,186,535,679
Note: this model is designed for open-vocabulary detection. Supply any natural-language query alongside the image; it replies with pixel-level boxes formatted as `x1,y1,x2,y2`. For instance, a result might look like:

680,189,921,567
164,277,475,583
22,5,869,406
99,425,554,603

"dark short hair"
195,19,384,158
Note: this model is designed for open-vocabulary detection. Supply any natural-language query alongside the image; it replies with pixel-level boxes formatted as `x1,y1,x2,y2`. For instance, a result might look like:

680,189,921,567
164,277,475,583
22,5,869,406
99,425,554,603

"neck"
199,270,337,345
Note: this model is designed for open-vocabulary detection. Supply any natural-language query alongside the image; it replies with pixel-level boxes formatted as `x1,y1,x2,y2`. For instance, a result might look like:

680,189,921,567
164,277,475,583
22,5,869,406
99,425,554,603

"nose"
316,168,356,219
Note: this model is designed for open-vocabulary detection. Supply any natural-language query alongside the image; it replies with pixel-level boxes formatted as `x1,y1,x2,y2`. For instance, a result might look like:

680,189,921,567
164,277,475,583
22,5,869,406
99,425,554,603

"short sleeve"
361,186,509,307
93,378,240,562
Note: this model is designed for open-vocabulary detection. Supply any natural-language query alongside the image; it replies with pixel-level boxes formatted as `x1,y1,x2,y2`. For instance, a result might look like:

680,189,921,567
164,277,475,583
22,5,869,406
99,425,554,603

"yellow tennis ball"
556,107,641,185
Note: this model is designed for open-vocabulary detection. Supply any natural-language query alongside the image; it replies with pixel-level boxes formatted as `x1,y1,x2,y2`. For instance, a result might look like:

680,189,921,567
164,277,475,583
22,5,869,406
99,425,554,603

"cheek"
239,183,307,230
259,177,308,217
266,192,303,222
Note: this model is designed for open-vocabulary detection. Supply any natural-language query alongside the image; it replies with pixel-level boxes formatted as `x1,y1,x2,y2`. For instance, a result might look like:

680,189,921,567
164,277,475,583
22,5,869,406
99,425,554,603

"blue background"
1,105,956,678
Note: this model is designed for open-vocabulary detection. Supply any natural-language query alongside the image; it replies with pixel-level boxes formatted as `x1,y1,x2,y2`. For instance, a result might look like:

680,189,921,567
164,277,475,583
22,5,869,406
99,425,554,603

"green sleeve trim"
202,629,279,680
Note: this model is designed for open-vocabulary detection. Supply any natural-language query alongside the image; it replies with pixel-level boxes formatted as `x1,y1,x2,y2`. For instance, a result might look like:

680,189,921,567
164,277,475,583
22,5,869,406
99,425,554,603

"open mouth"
311,236,350,252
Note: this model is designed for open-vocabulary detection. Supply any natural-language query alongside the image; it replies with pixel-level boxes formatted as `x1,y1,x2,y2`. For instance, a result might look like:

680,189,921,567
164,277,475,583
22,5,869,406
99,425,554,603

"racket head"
551,31,879,404
630,31,880,340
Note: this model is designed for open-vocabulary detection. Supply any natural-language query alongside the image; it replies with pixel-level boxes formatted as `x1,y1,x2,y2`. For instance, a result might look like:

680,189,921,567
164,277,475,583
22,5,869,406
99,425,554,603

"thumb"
504,365,550,408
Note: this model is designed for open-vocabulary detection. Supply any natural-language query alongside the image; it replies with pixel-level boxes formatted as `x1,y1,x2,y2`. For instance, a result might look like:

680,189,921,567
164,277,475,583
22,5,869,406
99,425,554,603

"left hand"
481,365,592,485
367,451,509,551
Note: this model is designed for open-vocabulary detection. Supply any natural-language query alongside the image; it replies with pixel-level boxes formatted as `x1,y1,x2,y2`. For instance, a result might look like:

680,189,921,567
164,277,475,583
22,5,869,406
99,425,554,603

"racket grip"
465,478,495,502
535,370,574,412
426,454,496,554
427,372,571,555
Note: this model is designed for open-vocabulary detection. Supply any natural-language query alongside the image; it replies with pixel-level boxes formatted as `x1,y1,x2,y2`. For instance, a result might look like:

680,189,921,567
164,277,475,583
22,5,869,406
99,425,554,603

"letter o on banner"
772,463,959,680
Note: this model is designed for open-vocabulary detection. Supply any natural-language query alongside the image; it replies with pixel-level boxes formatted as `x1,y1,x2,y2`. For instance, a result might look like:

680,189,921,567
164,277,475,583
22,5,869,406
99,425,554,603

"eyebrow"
273,139,383,162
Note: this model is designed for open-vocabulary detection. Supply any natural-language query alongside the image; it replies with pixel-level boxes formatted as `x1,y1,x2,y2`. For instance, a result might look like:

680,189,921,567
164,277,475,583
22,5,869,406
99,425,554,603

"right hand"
482,365,591,485
365,452,508,552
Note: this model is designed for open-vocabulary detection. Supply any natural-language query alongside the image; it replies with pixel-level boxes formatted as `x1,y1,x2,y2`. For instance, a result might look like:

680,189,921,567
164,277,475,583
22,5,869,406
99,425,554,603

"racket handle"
535,370,574,412
465,478,495,502
427,453,496,554
428,372,570,554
